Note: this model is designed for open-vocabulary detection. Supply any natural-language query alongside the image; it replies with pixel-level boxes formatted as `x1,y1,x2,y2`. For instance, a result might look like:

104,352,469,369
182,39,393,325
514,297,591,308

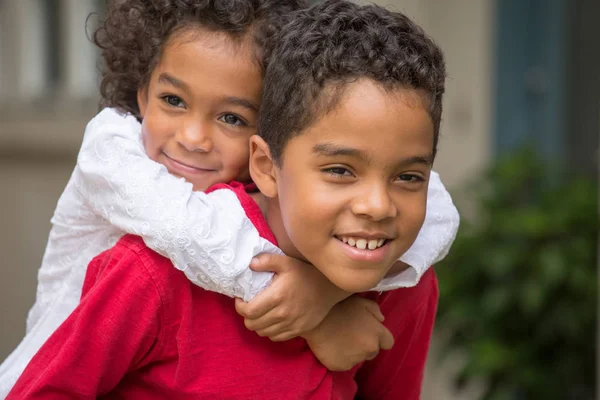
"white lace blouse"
0,108,459,397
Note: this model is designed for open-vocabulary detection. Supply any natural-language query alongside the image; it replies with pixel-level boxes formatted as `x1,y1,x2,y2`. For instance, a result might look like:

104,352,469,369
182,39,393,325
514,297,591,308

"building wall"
0,0,101,361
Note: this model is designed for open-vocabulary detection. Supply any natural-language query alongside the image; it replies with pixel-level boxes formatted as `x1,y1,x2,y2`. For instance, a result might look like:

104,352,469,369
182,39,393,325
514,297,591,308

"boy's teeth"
339,236,387,250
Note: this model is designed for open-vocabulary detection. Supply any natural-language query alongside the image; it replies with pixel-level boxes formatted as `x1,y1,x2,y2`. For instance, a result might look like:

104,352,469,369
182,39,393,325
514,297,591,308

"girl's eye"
162,95,185,108
219,114,246,127
324,167,353,178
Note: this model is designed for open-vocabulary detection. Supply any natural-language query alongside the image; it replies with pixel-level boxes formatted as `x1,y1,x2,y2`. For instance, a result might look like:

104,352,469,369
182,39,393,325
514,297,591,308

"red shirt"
8,183,438,400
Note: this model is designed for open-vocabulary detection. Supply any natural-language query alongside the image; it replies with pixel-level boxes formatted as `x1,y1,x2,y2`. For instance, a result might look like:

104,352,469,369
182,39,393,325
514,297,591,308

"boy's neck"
249,192,268,219
248,192,306,263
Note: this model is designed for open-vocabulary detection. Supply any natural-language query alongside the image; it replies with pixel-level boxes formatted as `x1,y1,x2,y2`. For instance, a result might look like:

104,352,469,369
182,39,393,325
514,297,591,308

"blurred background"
0,0,598,398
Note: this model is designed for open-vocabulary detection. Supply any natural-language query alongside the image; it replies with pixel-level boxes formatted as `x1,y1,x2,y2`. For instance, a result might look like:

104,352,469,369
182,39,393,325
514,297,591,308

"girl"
0,0,459,397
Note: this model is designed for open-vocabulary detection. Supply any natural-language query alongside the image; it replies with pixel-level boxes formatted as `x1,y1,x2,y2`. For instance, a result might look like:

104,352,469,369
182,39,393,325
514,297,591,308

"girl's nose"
176,119,213,153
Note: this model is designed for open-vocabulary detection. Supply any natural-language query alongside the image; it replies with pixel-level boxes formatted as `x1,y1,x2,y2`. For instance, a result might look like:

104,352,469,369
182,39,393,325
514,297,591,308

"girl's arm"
75,108,456,340
75,108,279,301
303,296,394,372
7,245,164,399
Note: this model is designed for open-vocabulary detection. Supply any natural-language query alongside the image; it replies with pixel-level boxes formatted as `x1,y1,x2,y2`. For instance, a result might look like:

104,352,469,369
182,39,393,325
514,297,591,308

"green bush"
437,149,598,400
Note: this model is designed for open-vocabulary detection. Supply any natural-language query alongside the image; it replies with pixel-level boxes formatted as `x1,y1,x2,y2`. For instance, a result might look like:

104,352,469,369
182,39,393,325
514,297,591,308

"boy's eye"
323,167,354,178
162,95,185,108
219,114,246,127
396,174,424,183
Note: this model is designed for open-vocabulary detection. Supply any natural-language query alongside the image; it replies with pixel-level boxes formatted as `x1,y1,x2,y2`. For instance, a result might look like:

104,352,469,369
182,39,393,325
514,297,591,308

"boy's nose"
350,182,397,221
176,120,213,153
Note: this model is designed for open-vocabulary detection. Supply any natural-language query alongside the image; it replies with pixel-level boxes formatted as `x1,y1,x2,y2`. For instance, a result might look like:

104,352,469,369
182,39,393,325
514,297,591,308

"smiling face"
138,28,263,191
251,79,434,292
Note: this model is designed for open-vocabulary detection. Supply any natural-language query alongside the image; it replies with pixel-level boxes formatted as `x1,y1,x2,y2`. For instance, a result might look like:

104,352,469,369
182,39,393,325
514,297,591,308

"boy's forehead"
283,79,434,161
311,79,431,123
310,79,433,132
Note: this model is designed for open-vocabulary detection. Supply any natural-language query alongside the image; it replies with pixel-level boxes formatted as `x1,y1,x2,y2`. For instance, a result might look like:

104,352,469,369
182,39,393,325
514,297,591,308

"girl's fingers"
363,299,385,322
378,326,395,351
249,253,290,273
269,331,296,342
235,289,279,319
244,308,287,332
254,321,290,339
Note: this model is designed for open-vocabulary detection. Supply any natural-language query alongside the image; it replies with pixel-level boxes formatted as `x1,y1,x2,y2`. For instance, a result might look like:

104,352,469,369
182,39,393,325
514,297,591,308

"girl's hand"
303,296,395,371
235,254,349,341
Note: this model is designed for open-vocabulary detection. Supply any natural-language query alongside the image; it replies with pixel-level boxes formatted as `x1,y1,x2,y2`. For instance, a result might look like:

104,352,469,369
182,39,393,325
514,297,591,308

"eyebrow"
157,73,190,93
313,143,371,163
156,73,259,113
223,97,259,113
312,142,433,166
398,155,434,167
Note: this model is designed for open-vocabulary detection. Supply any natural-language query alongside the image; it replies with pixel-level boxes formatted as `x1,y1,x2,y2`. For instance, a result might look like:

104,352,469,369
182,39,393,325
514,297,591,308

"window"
41,0,61,90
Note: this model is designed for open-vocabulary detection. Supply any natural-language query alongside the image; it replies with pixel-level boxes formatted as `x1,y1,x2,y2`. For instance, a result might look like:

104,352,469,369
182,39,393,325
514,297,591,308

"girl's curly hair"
92,0,306,119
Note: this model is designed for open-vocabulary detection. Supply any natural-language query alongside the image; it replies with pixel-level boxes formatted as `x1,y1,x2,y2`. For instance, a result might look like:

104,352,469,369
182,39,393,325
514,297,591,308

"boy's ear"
137,88,148,118
249,135,278,198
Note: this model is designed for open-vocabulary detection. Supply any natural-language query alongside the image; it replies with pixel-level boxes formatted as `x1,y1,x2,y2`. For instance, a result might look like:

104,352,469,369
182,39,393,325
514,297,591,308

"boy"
9,0,447,398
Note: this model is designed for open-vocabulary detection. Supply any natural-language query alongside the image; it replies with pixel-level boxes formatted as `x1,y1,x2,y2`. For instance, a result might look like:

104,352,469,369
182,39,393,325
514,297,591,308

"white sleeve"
372,170,460,290
75,108,280,301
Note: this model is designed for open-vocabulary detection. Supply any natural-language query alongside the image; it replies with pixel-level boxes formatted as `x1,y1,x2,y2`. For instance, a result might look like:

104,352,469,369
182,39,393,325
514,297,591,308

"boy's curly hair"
93,0,306,119
259,0,446,163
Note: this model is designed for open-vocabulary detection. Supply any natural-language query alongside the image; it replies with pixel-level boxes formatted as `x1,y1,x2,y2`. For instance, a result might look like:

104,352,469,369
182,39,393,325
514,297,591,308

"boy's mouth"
335,235,388,251
334,234,393,264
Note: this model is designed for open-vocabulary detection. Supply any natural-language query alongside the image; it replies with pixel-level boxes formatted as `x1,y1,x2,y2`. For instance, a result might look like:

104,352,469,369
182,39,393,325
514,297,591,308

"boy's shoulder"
85,234,189,298
114,234,163,260
207,181,277,246
111,234,183,280
375,267,438,325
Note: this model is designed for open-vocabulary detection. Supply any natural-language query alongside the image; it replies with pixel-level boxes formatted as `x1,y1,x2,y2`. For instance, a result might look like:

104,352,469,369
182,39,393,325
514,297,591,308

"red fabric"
8,183,438,400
